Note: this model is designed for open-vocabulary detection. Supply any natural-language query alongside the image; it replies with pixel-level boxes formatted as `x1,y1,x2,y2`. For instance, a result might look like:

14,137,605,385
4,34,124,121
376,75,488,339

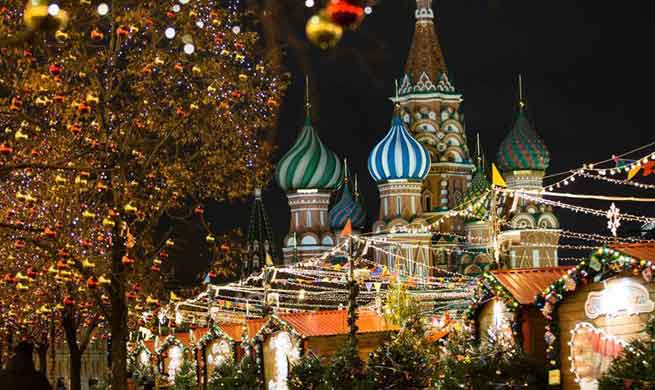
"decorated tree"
288,354,325,390
173,358,197,390
0,2,286,390
383,281,420,327
599,318,655,389
367,317,433,389
434,325,545,389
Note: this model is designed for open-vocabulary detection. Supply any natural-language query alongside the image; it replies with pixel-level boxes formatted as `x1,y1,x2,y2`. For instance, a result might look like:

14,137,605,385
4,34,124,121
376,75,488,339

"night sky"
203,1,655,274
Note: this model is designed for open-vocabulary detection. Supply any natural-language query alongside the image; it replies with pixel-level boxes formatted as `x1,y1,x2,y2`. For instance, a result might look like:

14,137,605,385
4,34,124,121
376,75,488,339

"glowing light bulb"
305,0,315,7
97,3,109,16
196,20,204,28
232,25,241,34
179,0,190,3
47,4,60,16
183,43,195,54
364,6,373,14
165,27,176,39
172,4,181,12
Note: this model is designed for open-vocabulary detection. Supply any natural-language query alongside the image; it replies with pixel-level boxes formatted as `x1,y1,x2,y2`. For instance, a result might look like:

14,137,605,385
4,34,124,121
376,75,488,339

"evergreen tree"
434,327,544,389
173,359,197,390
208,361,238,390
599,318,655,389
288,354,325,390
367,319,433,389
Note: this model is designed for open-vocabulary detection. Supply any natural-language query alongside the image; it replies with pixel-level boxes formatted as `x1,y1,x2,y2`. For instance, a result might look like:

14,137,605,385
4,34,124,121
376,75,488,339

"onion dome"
329,164,366,230
496,110,550,172
460,166,491,221
276,116,343,192
368,112,431,183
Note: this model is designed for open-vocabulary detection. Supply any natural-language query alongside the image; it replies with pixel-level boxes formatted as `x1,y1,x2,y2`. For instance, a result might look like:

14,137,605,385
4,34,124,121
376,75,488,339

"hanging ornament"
24,0,69,32
325,0,364,29
606,203,621,236
306,11,343,50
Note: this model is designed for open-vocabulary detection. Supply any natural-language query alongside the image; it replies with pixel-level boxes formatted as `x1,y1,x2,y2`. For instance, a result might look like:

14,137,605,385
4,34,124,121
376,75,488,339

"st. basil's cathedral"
247,0,561,278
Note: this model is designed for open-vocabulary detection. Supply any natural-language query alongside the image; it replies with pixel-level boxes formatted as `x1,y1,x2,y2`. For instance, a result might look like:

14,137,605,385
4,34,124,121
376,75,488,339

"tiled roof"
276,309,398,337
143,310,396,353
491,267,572,305
216,322,246,342
611,243,655,261
247,318,267,339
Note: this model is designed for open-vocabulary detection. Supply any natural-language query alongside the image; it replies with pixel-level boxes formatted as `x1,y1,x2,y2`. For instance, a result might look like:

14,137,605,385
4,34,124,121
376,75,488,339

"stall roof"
275,309,398,337
491,267,573,305
216,322,247,342
612,242,655,261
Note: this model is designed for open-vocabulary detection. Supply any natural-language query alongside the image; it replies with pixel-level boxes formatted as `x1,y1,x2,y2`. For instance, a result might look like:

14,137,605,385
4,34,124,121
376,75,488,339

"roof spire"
403,0,447,85
476,133,482,168
354,174,360,200
518,73,525,111
393,79,401,112
343,158,350,183
305,74,312,121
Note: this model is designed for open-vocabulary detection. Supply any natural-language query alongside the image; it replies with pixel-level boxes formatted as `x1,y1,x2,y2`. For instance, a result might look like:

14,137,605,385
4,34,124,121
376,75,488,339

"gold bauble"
305,12,343,50
24,0,69,32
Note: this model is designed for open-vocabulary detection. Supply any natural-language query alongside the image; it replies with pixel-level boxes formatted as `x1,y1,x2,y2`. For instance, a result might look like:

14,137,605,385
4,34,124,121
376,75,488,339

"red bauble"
326,0,364,29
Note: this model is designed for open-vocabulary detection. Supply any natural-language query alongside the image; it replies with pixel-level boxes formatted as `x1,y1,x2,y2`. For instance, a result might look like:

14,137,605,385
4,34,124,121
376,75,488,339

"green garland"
535,247,655,386
464,272,523,347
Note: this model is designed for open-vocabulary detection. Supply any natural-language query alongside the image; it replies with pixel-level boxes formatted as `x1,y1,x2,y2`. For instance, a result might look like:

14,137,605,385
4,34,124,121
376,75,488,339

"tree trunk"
110,235,129,390
63,312,82,390
36,344,48,376
69,348,82,390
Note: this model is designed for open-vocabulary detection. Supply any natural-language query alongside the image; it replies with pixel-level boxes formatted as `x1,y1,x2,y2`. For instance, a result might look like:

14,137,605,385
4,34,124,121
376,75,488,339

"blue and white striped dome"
368,113,431,183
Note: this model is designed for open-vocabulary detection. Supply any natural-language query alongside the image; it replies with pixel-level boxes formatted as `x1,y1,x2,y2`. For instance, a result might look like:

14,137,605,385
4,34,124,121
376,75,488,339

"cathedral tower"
496,78,559,268
394,0,475,235
329,160,367,243
244,188,278,277
368,106,433,280
275,85,343,264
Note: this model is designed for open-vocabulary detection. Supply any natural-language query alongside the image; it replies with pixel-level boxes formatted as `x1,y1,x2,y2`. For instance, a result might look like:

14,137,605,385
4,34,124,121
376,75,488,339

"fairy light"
97,3,109,16
164,27,176,39
47,3,60,16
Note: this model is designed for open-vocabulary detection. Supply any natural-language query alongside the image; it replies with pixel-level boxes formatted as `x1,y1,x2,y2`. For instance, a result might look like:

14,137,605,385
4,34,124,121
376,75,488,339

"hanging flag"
364,282,372,292
265,252,274,266
170,291,180,302
202,273,211,285
492,163,507,188
373,282,382,292
643,161,655,177
340,219,353,238
627,165,641,181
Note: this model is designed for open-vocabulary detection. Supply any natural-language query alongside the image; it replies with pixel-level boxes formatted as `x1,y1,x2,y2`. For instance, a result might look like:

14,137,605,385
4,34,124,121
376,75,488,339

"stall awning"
491,267,573,305
612,242,655,261
276,309,398,338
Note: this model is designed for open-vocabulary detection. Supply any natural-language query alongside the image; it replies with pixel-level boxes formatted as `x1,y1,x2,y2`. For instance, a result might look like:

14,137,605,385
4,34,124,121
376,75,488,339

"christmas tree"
367,317,433,388
599,318,655,389
173,359,197,390
0,2,286,390
288,354,325,390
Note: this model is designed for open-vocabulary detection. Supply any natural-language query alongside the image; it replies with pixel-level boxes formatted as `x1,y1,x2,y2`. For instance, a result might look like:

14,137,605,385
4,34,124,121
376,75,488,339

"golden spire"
354,174,360,200
305,74,311,119
476,133,482,168
343,157,349,183
518,73,525,111
393,79,401,112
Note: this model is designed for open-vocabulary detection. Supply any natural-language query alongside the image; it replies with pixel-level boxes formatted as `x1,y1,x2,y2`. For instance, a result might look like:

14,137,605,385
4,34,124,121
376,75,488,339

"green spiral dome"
275,116,343,192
